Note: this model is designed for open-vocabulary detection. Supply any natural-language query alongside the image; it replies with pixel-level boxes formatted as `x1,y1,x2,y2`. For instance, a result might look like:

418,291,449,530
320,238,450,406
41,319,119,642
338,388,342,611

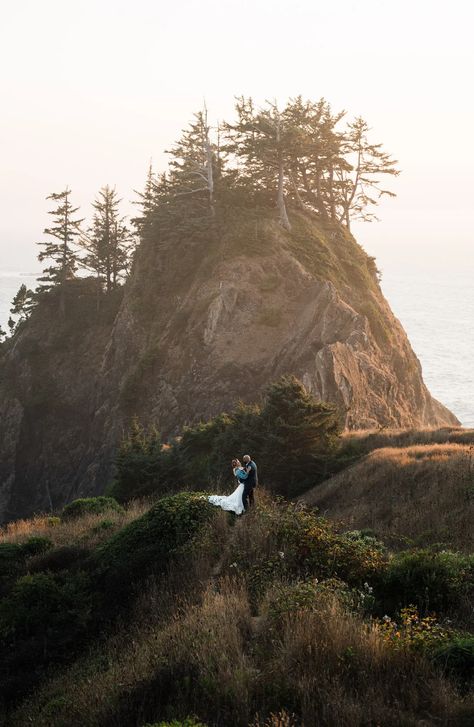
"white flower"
229,562,238,569
278,551,285,559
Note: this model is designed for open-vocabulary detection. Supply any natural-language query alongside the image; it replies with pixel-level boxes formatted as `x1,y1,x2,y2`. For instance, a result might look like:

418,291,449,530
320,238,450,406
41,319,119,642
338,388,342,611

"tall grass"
10,497,474,727
0,498,150,548
303,443,474,550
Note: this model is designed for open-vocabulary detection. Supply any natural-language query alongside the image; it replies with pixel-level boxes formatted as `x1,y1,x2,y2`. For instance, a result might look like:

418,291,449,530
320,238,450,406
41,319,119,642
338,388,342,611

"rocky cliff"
0,209,459,522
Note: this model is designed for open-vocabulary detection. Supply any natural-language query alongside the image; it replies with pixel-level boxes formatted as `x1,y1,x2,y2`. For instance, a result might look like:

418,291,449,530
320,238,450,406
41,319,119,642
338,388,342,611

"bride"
208,459,247,515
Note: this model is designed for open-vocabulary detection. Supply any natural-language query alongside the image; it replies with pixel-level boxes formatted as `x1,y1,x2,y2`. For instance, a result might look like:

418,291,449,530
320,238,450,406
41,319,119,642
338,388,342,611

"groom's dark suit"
242,459,257,510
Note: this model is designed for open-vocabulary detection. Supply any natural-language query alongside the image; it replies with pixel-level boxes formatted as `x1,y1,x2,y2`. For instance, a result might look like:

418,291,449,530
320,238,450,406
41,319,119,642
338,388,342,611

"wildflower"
278,551,285,559
229,562,238,569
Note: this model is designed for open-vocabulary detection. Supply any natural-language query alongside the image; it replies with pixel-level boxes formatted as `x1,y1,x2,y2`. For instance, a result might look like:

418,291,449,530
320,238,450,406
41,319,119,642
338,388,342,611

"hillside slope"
0,209,459,522
301,436,474,551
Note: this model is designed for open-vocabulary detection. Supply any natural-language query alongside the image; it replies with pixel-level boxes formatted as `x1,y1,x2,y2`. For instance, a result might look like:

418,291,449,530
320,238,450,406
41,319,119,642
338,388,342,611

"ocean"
0,268,472,428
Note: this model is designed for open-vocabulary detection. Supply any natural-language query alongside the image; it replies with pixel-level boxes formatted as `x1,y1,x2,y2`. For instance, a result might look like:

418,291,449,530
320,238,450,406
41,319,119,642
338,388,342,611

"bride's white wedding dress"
208,478,245,515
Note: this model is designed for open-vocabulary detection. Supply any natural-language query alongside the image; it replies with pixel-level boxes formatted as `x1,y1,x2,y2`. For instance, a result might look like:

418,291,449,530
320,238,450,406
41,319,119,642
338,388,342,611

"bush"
0,537,53,596
229,499,386,607
377,548,474,616
21,536,53,557
0,570,93,705
431,636,474,687
0,571,92,642
62,496,123,520
92,492,216,601
27,545,92,574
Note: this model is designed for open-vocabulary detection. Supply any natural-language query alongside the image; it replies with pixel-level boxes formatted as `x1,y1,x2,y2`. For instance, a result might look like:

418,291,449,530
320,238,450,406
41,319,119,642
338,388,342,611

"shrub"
377,548,474,616
0,537,53,596
62,496,123,520
27,545,92,574
228,499,386,607
0,571,92,643
0,570,94,705
92,492,217,602
431,636,474,687
21,536,53,557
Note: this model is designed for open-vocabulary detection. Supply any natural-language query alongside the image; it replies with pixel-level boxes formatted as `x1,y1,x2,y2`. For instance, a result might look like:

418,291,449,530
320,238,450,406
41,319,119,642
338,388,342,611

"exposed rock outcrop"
0,210,459,522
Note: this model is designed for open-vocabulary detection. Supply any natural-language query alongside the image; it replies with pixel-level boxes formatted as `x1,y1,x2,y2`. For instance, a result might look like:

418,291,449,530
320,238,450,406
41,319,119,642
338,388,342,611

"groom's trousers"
242,482,255,510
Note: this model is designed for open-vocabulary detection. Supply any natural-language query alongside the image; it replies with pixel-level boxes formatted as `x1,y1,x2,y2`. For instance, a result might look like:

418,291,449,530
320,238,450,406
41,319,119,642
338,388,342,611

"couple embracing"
208,454,258,516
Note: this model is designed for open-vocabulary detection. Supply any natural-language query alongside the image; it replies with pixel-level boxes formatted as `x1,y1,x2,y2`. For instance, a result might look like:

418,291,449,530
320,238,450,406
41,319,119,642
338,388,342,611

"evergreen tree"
9,284,35,332
131,162,160,234
335,117,400,229
0,325,6,343
80,186,134,291
224,98,293,229
166,105,218,217
260,375,342,496
37,188,83,310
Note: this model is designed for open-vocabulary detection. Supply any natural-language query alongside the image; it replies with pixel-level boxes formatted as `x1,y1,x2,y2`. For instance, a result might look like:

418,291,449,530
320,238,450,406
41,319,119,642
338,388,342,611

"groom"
242,454,258,511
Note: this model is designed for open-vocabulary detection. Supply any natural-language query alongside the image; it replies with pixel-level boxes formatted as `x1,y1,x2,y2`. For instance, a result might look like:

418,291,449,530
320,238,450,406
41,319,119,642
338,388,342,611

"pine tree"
131,162,160,234
225,98,295,230
37,188,83,311
9,284,35,332
335,117,400,230
260,375,342,496
80,186,134,291
0,325,6,343
166,105,218,216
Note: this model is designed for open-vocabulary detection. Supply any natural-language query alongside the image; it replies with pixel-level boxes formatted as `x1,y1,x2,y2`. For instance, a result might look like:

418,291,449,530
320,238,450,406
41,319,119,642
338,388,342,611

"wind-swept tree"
37,188,83,311
335,117,400,229
9,283,35,332
131,162,161,235
224,97,293,230
166,105,218,217
80,186,134,291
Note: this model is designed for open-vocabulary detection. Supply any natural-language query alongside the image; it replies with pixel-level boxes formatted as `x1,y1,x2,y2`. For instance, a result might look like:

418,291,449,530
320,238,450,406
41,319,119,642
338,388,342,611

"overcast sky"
1,0,473,273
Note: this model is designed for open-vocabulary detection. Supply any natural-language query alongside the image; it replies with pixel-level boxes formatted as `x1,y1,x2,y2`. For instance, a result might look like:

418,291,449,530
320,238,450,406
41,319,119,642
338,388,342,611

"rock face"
0,210,459,522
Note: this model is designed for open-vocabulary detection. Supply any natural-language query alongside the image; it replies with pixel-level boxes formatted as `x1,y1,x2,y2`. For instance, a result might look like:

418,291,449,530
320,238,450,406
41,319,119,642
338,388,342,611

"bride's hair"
232,458,241,467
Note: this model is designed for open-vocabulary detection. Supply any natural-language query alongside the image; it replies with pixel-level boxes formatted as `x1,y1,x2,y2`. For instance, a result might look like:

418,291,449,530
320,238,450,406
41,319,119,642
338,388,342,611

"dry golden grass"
12,571,473,727
266,595,464,726
0,498,150,549
302,443,474,550
341,425,474,454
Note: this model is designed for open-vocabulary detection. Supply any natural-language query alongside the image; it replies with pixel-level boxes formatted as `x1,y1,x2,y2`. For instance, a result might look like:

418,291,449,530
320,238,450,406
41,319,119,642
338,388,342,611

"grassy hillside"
303,427,474,551
1,488,473,726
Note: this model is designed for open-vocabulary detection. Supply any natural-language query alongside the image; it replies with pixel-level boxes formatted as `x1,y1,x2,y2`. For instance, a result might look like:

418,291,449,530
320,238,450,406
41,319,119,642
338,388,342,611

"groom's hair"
243,454,251,462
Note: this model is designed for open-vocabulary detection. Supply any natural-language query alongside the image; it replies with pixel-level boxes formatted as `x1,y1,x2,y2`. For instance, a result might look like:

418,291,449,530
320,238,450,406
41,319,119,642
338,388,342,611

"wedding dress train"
208,481,245,515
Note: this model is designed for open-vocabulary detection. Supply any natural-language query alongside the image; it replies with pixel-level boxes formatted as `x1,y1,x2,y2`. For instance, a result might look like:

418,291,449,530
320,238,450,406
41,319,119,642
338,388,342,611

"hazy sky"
1,0,473,273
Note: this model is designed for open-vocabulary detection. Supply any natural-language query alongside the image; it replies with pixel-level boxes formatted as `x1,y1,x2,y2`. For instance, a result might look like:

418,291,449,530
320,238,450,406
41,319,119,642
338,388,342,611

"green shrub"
62,496,123,520
21,536,53,557
0,571,92,642
233,500,386,606
0,570,93,707
0,537,53,596
27,545,91,574
377,549,474,616
92,492,216,601
431,635,474,686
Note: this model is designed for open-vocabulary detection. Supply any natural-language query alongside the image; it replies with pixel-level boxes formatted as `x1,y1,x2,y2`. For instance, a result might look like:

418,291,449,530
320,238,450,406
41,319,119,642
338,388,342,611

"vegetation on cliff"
0,487,472,726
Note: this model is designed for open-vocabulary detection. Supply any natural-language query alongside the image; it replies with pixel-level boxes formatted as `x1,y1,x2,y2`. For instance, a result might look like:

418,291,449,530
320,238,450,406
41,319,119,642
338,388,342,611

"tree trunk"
275,111,291,231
